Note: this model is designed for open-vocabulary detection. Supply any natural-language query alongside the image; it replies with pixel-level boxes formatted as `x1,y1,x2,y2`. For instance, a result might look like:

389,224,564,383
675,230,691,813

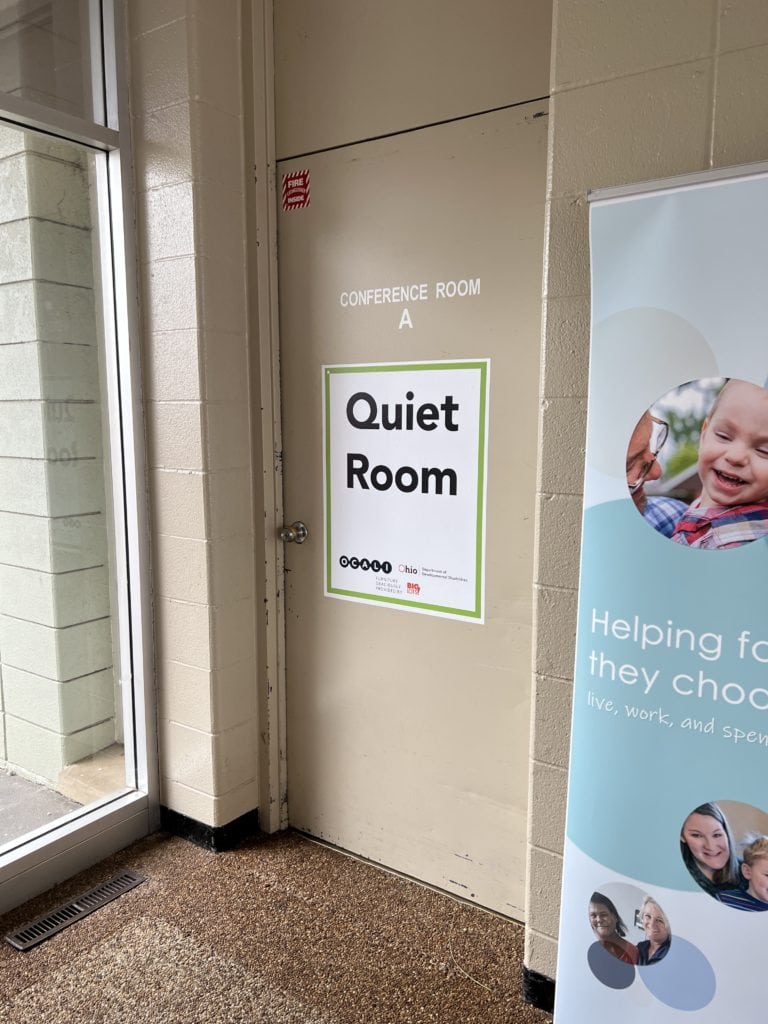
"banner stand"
555,161,768,1020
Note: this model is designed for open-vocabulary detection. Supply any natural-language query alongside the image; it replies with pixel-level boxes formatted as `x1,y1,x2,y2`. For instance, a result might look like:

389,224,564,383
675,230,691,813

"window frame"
0,0,158,914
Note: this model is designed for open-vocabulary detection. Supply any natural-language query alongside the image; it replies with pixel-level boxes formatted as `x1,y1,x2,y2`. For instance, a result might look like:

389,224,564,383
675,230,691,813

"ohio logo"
339,555,393,573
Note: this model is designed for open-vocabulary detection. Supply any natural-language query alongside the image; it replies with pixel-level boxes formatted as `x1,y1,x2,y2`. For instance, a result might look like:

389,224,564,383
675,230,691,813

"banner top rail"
588,159,768,204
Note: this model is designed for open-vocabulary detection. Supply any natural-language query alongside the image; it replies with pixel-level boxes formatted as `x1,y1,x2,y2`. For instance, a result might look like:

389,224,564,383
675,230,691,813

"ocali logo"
339,555,392,573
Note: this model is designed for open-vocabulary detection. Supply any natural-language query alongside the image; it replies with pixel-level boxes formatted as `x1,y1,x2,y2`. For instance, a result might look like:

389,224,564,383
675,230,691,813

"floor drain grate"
4,869,146,951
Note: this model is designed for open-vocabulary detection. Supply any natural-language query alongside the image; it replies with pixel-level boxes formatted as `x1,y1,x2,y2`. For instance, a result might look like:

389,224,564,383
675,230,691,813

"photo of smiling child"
718,834,768,911
670,379,768,549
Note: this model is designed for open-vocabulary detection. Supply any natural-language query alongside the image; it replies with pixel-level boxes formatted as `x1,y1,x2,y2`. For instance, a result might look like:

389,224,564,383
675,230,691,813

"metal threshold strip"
4,870,146,951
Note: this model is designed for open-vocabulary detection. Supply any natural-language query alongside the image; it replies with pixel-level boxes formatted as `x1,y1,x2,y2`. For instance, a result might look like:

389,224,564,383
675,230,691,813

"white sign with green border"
323,360,489,622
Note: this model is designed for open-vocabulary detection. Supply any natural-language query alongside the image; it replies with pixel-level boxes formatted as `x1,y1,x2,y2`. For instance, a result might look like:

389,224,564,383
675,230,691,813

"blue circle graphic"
587,942,636,990
639,936,716,1010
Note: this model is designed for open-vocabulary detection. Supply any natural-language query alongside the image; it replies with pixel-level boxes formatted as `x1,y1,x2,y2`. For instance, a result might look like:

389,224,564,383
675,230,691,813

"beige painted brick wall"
129,0,259,827
526,0,768,980
0,125,118,785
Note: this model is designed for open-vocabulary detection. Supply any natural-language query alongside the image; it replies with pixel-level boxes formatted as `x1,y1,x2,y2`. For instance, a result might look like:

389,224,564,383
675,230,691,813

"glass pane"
0,0,100,122
0,123,130,849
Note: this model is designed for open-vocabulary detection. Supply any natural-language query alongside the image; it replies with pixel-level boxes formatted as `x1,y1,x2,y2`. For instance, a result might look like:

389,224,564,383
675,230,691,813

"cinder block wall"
525,0,768,979
0,127,117,785
129,0,260,827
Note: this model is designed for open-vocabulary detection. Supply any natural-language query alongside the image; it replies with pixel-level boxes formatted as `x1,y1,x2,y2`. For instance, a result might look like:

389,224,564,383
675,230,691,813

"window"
0,0,156,912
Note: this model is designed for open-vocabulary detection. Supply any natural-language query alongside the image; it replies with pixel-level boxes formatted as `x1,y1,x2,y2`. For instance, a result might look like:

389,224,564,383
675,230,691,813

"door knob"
279,520,308,544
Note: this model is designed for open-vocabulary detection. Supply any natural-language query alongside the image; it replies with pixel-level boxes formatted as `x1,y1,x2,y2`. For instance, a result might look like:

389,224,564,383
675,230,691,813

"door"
278,102,547,917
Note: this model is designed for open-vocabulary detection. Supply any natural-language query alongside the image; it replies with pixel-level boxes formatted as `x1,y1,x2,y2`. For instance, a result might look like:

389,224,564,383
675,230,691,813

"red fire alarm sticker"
282,169,311,211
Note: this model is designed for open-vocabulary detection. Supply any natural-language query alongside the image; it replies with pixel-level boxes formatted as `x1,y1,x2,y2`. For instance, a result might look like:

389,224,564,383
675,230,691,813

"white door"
278,102,546,917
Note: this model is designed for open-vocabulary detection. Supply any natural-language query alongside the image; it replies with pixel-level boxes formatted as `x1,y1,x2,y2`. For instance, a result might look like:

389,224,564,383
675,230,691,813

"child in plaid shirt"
718,834,768,912
672,380,768,550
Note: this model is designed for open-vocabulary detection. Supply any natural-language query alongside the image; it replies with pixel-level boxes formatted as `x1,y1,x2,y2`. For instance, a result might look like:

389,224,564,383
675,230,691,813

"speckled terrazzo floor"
0,831,552,1024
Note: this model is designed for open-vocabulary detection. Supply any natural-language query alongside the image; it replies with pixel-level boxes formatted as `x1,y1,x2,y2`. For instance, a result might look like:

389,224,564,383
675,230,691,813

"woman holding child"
630,378,768,549
680,802,742,896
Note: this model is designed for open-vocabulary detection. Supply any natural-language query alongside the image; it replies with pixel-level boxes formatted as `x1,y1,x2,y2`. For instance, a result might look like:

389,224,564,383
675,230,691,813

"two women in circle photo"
588,891,670,966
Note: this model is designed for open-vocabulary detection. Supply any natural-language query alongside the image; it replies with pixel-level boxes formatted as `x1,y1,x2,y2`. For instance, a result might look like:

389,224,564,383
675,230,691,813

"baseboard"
523,965,555,1014
160,806,261,852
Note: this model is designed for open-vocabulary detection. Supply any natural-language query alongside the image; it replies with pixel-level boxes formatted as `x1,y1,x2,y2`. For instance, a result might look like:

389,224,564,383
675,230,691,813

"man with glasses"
626,412,686,537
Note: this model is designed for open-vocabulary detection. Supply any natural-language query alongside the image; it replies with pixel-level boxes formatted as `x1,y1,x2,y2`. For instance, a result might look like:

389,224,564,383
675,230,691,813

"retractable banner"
555,167,768,1020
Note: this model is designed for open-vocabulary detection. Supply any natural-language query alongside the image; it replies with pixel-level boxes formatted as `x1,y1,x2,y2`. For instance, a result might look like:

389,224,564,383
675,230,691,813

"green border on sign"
324,361,488,619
